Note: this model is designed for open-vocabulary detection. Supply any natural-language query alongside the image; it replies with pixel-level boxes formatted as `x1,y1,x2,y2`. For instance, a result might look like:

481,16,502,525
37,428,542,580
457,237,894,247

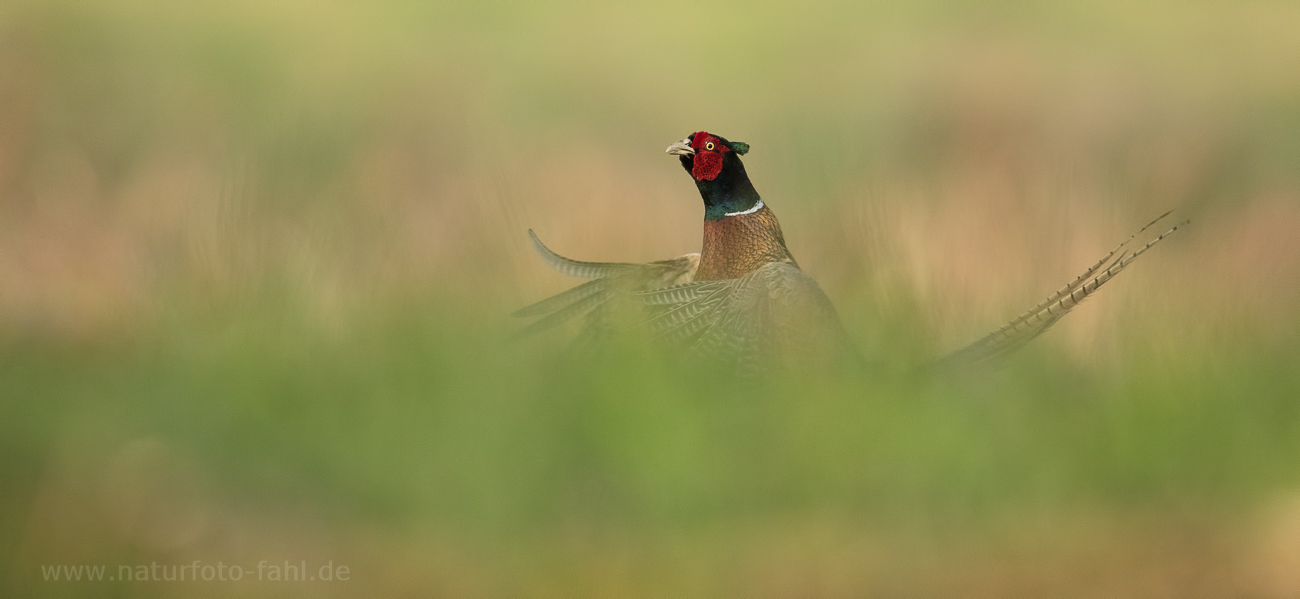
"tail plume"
942,213,1187,366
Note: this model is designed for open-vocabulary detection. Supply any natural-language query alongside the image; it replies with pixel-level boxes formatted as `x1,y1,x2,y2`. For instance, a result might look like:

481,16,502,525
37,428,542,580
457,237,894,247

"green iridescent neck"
695,153,763,221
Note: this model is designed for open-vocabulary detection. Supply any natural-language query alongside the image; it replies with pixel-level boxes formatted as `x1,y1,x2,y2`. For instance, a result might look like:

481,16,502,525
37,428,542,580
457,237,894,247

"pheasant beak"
665,138,695,157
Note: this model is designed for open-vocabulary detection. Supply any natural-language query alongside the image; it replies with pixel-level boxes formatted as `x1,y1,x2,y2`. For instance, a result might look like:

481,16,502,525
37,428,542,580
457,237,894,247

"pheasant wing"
514,230,700,337
643,262,854,369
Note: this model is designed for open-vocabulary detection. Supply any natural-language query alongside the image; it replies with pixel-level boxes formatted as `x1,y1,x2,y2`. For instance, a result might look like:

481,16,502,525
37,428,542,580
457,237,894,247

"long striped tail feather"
942,214,1187,367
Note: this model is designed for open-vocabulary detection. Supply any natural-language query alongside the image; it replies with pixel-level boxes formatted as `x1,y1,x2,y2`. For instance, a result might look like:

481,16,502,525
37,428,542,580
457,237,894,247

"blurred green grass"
3,0,1300,596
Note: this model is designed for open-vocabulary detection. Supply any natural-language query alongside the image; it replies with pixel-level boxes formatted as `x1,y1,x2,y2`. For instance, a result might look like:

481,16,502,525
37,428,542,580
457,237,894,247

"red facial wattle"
690,132,729,181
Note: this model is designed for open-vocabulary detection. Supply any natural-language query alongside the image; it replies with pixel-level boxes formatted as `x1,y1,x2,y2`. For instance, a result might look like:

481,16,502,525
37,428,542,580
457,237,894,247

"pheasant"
516,131,1184,371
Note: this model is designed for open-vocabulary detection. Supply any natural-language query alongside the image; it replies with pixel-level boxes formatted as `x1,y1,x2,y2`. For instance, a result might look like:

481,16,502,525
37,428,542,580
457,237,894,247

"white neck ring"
724,199,764,217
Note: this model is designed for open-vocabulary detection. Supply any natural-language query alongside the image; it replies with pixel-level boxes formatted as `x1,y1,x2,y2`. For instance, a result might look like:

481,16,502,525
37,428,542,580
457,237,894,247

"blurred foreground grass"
2,0,1300,596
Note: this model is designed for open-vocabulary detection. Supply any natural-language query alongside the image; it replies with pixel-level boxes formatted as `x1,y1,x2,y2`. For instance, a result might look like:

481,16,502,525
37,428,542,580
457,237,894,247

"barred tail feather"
943,216,1187,366
996,209,1174,333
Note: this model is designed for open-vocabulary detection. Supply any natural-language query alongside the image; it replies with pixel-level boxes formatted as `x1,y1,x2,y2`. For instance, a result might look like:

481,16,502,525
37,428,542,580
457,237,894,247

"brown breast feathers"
696,205,798,281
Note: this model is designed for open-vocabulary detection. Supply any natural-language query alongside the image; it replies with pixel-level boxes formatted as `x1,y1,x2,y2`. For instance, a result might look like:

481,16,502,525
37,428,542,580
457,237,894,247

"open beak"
665,138,694,157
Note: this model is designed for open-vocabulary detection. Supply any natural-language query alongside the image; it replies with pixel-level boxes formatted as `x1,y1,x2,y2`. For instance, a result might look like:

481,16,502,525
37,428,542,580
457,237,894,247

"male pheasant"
516,131,1184,371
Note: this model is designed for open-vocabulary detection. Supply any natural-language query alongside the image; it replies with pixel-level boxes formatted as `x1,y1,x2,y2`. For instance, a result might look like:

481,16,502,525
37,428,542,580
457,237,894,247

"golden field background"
2,0,1300,596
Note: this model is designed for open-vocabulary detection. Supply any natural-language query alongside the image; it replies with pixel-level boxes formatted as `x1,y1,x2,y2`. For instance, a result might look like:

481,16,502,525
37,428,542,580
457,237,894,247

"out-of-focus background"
3,0,1299,596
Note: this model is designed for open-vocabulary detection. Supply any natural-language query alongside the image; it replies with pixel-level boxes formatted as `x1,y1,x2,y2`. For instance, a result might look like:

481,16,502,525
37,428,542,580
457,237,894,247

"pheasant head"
666,132,761,221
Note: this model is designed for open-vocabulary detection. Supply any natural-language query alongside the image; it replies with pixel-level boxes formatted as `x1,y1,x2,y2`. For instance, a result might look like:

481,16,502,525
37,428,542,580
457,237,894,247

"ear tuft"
727,141,750,155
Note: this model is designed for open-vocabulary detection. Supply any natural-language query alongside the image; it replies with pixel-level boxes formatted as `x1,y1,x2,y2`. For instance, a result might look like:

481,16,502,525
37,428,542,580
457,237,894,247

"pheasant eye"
705,141,715,151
